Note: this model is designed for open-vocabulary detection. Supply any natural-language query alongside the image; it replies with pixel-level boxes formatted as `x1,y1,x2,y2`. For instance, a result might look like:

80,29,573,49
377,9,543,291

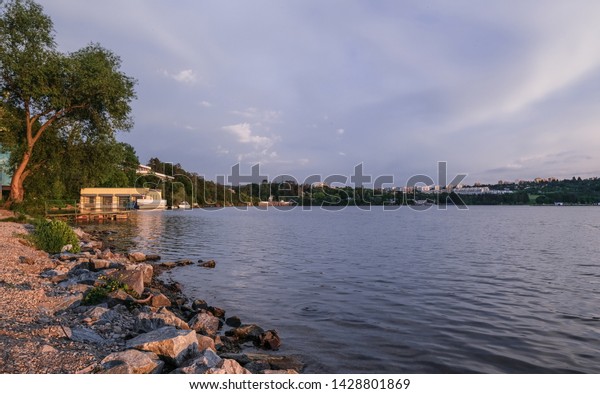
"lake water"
85,206,600,373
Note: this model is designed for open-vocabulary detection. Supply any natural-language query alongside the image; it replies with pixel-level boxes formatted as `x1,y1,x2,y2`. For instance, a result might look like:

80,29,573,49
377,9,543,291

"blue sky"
37,0,600,185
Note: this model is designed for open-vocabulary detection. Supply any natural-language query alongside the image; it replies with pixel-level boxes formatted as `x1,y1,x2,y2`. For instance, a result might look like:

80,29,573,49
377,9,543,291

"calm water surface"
84,206,600,373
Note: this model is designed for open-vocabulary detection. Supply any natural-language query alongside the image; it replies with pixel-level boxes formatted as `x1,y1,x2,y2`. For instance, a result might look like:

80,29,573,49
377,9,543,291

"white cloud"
231,107,282,123
200,101,213,108
162,69,198,84
216,145,229,155
337,128,345,135
222,123,273,149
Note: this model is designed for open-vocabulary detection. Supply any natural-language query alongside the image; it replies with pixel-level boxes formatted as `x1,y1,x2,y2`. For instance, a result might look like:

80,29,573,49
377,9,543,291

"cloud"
200,101,213,108
337,128,345,135
162,69,198,84
222,123,273,149
231,108,282,124
215,145,229,155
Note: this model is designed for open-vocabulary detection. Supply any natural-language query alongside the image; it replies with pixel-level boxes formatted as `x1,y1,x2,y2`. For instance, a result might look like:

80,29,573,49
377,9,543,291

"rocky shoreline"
0,218,303,374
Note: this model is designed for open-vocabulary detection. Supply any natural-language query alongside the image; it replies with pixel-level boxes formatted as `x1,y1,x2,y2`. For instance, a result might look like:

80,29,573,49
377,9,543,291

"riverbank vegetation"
0,0,136,209
141,158,600,207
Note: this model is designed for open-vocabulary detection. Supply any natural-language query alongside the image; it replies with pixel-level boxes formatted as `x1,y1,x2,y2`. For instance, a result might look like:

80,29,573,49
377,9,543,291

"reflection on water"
82,206,600,373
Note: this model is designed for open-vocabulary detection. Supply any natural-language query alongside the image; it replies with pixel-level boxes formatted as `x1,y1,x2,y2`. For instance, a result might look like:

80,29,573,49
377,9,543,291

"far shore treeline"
143,158,600,208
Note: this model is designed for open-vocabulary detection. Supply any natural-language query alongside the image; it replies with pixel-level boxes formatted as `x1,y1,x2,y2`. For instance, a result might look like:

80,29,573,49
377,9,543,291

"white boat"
178,201,191,209
137,189,167,210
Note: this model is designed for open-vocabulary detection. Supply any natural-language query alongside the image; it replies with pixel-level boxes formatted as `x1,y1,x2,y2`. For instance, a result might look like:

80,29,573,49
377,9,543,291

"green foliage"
0,0,137,204
82,276,138,305
32,219,80,254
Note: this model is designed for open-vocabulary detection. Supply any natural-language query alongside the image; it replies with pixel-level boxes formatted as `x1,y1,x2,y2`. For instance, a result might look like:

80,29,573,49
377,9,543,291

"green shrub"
82,276,138,305
33,220,81,254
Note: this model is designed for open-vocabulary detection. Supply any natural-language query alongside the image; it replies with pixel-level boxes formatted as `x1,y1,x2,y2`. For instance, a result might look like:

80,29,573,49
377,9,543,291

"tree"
0,0,136,205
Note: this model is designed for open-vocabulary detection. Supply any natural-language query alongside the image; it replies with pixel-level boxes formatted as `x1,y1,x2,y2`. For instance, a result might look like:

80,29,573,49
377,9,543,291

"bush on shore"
32,219,81,254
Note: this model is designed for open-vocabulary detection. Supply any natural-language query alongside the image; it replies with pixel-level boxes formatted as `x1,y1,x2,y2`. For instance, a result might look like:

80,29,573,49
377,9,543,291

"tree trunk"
8,149,32,204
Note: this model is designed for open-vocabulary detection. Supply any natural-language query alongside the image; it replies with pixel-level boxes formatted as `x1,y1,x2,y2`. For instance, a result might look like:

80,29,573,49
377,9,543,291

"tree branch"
30,104,87,145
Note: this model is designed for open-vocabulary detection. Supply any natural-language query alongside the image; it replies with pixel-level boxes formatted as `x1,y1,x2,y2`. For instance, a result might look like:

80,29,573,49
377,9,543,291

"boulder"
107,270,144,297
100,248,115,260
150,293,171,308
89,259,111,271
126,326,199,366
135,308,190,332
189,312,220,336
176,259,193,266
208,306,225,319
225,316,242,328
106,289,137,307
145,254,161,262
49,274,69,283
214,336,241,353
172,349,222,374
100,349,164,374
66,327,106,345
191,299,208,311
199,259,216,268
244,360,270,374
84,306,119,324
229,353,304,373
197,335,216,353
160,262,177,269
128,252,146,262
207,359,251,374
225,324,264,343
258,330,281,350
124,263,153,286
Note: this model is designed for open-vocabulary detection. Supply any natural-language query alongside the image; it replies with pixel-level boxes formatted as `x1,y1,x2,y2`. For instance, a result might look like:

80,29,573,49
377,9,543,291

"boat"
137,189,167,210
178,201,191,210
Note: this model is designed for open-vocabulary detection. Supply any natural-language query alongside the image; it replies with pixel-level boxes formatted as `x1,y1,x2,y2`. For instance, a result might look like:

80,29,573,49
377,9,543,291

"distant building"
80,187,167,212
454,187,491,195
136,164,175,181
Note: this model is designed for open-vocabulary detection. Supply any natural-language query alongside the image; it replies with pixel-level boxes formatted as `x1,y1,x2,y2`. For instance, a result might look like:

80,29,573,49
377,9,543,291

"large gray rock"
197,335,216,352
67,327,106,345
135,308,190,332
150,293,171,308
128,252,147,263
207,359,251,374
189,312,220,337
172,349,222,374
106,289,137,307
222,353,304,373
84,306,119,324
226,324,264,343
89,259,111,271
100,349,164,374
258,329,281,350
108,269,144,296
126,326,198,366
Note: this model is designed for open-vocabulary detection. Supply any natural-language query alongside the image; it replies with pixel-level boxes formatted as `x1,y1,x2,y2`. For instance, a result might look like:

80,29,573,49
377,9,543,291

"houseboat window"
118,196,130,207
102,196,112,211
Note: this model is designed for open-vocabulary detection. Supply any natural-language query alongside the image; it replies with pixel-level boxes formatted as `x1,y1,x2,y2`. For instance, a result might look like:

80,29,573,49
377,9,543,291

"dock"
45,200,132,221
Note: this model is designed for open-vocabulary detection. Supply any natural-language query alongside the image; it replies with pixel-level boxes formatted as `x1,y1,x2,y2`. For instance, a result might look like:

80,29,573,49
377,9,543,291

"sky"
36,0,600,185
